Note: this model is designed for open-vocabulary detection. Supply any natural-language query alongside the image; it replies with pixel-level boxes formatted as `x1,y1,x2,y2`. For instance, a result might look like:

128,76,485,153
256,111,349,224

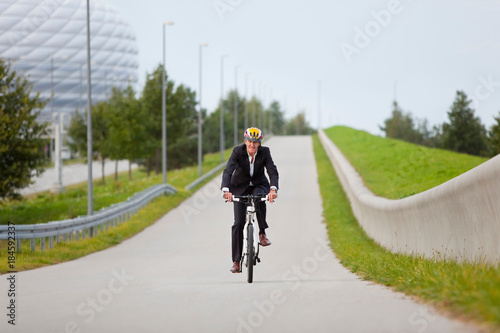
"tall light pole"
252,78,256,126
269,86,273,133
233,64,240,146
263,83,267,131
86,0,93,220
283,94,288,135
244,72,250,130
198,43,208,177
258,80,262,129
220,54,228,162
318,80,322,130
49,55,68,195
50,57,54,163
162,21,174,184
79,63,83,111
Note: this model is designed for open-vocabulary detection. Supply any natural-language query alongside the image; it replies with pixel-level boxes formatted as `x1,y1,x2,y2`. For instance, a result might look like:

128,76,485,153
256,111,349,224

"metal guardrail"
185,162,226,191
0,184,176,252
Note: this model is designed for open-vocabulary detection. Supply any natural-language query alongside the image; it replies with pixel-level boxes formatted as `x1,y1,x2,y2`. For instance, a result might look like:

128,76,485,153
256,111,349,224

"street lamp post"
262,83,268,131
258,80,262,129
162,21,174,184
244,72,250,130
283,94,287,135
269,86,273,133
233,64,240,146
79,63,83,111
49,55,68,195
50,57,54,163
220,54,228,162
198,43,208,177
252,78,256,126
86,0,93,225
318,80,322,130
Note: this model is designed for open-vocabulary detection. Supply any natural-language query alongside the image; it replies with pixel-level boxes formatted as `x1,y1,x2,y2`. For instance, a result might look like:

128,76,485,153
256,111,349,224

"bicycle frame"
242,203,260,267
232,194,268,283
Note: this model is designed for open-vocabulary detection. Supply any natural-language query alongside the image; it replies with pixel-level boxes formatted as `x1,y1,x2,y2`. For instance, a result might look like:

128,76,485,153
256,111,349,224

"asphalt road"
1,136,479,333
20,160,138,196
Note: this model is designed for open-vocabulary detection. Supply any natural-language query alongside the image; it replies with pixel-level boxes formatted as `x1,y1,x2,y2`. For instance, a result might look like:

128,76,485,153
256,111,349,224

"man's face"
244,139,260,156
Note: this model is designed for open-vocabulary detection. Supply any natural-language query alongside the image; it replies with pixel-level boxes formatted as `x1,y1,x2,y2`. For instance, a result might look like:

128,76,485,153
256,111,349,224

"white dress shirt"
248,150,257,185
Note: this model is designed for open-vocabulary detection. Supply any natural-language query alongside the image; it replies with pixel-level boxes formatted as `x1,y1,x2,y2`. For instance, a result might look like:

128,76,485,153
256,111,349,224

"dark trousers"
231,186,269,262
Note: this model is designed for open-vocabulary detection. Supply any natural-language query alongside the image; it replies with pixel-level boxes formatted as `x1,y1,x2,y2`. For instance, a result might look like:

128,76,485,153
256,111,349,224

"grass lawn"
0,149,231,273
323,126,487,199
313,130,499,332
0,152,229,225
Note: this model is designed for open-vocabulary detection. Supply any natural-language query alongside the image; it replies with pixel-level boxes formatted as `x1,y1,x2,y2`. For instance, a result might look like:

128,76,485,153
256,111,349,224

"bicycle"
232,194,270,283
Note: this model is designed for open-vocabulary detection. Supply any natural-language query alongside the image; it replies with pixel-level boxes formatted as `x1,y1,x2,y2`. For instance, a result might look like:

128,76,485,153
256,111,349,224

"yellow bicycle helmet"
244,127,263,142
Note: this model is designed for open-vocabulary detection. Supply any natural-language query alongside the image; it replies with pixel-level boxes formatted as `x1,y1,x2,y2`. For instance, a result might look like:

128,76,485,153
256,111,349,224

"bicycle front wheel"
247,223,254,283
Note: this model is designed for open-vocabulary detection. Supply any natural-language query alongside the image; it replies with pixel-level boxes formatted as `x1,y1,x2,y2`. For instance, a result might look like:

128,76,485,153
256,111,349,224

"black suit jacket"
221,144,279,196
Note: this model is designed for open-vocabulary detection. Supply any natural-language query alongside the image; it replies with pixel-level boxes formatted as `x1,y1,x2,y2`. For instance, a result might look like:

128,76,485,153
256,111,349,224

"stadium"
0,0,139,123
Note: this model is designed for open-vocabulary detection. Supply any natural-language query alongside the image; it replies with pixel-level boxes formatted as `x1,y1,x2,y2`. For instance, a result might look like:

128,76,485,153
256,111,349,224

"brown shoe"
259,234,271,246
230,261,241,273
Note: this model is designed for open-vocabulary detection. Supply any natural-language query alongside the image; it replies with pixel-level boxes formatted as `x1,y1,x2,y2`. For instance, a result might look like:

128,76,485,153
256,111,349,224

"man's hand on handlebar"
223,191,233,202
224,191,276,203
268,189,277,203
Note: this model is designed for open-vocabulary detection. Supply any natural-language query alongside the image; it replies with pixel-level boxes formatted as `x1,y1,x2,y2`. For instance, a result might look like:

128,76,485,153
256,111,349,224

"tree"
140,66,168,175
0,58,47,200
379,101,424,144
286,111,315,135
246,97,263,130
203,90,246,154
267,101,285,135
66,109,87,161
422,123,443,148
165,83,198,169
441,91,487,156
140,65,198,172
226,89,247,145
107,86,145,180
67,102,112,185
202,91,288,154
487,112,500,157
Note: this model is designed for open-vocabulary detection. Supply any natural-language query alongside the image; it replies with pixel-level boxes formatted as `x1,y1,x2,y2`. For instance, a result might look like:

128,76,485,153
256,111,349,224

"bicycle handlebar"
232,194,269,203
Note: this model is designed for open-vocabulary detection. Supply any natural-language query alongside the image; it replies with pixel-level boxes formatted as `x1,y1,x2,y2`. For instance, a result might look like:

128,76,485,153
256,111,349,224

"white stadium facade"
0,0,139,123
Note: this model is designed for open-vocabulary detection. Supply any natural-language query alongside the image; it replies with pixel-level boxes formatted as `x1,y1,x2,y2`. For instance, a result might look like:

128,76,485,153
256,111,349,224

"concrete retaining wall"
319,129,500,264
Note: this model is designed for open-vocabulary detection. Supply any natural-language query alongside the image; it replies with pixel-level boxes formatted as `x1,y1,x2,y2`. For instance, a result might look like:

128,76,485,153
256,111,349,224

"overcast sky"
103,0,500,135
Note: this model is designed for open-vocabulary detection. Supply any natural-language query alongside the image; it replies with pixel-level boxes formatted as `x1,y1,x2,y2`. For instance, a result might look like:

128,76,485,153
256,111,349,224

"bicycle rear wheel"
247,223,254,283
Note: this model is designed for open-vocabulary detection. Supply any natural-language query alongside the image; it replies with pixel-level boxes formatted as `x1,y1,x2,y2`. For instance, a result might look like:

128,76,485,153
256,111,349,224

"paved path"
1,137,478,333
20,160,138,196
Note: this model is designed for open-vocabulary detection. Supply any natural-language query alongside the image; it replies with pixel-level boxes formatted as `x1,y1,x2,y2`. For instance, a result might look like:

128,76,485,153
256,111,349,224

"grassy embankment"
314,126,499,331
0,149,231,273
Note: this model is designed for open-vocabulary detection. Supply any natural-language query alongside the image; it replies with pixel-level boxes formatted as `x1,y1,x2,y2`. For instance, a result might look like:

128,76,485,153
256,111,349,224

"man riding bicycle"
221,127,279,273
